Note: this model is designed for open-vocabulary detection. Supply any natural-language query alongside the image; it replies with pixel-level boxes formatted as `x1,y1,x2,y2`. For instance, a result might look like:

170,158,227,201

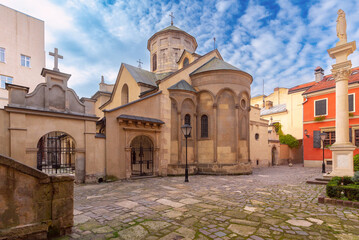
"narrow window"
183,57,189,67
349,94,355,112
201,115,208,138
121,84,129,105
0,48,5,62
315,99,327,116
152,54,157,71
185,114,191,137
0,75,13,88
21,55,31,67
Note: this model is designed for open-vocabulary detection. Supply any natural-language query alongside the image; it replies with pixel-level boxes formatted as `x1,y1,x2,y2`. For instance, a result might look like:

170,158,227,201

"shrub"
314,115,326,121
354,154,359,172
279,134,299,148
326,177,359,201
273,122,284,136
353,171,359,183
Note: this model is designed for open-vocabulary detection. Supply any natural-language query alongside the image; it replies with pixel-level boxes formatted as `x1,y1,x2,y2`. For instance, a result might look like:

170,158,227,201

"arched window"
121,84,129,105
201,115,208,138
184,114,191,137
183,57,189,67
152,54,157,71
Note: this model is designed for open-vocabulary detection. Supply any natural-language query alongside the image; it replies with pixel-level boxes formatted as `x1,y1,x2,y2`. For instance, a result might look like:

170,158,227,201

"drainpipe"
302,94,308,166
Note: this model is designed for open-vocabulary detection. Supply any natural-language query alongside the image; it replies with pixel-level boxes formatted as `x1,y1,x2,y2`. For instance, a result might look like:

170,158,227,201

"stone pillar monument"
327,9,356,177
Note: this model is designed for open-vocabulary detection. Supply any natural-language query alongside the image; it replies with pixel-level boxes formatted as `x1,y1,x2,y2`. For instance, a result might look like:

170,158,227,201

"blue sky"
2,0,359,98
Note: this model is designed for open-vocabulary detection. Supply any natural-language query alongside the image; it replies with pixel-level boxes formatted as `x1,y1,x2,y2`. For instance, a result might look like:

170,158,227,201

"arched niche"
121,84,129,105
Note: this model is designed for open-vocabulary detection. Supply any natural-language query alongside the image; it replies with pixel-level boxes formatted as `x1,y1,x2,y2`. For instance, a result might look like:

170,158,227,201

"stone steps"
306,178,330,185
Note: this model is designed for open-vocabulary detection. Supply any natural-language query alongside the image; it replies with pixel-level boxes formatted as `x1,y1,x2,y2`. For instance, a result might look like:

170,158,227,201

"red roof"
303,66,359,95
288,81,316,94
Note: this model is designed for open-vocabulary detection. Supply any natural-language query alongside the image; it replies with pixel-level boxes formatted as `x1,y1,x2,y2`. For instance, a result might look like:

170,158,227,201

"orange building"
303,66,359,167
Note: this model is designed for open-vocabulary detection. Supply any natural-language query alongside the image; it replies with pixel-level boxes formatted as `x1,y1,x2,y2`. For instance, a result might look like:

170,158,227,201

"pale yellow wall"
94,94,111,118
249,107,271,167
102,67,141,111
0,5,45,108
250,88,304,140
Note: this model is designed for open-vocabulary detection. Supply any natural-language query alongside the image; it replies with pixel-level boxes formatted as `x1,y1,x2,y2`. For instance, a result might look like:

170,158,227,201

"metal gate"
131,144,153,176
37,131,75,174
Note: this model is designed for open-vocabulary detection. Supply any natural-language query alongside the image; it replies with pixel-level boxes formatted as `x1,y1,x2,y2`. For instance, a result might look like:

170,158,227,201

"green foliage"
273,122,284,136
326,177,359,201
349,112,354,117
353,171,359,183
279,134,299,148
354,154,359,172
314,115,326,121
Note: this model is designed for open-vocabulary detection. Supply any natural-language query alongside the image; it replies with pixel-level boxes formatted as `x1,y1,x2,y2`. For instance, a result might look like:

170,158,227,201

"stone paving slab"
61,165,359,240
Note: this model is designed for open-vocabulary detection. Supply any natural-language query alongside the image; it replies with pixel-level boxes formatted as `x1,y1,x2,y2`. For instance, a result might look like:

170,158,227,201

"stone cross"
169,12,175,26
49,48,63,72
137,59,143,69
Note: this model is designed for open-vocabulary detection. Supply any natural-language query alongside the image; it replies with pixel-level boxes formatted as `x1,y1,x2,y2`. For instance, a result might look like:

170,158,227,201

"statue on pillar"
336,9,347,46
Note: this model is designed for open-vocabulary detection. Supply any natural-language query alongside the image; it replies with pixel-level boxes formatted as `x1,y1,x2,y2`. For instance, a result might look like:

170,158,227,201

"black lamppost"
320,132,327,173
181,123,192,182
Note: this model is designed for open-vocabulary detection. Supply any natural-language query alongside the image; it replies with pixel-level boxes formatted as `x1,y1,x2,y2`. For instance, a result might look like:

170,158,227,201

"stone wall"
0,154,74,240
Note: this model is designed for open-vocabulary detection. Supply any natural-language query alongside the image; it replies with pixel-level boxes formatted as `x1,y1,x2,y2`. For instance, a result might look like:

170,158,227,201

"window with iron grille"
315,99,327,116
201,115,208,138
323,131,335,146
355,130,359,147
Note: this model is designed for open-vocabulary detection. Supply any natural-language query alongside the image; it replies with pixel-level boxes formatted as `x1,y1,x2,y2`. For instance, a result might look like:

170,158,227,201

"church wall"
94,94,111,118
178,51,198,70
197,91,214,163
217,90,236,163
103,67,141,111
170,98,178,164
104,93,162,179
181,98,196,164
0,109,10,156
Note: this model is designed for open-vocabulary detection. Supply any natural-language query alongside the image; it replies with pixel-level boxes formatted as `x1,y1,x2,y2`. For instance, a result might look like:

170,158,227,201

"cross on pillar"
169,12,175,26
137,59,143,69
49,48,63,72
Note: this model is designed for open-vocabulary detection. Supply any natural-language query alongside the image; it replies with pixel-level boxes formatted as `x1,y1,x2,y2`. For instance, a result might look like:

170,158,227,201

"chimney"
315,66,324,82
265,100,273,109
99,76,105,91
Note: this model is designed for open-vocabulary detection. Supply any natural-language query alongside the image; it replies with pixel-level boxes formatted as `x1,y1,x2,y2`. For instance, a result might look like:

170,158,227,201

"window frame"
355,129,359,147
0,75,13,89
200,115,209,138
21,54,31,68
0,47,5,63
314,98,328,117
322,130,335,147
349,93,355,113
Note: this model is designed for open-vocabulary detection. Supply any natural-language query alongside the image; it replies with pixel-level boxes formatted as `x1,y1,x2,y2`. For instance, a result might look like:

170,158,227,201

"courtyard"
60,165,359,240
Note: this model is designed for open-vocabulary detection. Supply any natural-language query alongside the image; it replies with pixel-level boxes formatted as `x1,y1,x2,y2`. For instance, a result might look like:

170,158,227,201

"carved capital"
332,68,351,82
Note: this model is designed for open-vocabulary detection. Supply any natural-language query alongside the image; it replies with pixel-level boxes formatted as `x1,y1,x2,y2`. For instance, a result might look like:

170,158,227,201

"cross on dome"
169,12,175,26
49,48,63,72
137,59,143,69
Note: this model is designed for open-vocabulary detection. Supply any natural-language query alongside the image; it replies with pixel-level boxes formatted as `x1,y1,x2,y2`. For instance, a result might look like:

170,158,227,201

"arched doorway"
130,135,154,176
37,131,76,174
271,147,277,166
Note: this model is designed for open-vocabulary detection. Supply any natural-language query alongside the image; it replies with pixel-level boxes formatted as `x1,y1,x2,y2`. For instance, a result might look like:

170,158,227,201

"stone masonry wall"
0,154,74,240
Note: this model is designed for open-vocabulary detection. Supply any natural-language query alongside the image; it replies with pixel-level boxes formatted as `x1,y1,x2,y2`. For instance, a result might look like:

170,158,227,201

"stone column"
327,41,356,177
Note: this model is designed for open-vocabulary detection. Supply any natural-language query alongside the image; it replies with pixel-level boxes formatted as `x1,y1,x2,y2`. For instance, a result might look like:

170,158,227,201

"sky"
1,0,359,98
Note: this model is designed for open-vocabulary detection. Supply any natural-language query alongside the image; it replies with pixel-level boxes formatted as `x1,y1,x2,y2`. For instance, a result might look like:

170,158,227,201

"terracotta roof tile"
288,81,316,94
304,67,359,95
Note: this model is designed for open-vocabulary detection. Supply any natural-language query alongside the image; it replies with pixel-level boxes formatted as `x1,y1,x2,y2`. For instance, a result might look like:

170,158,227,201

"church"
0,20,257,183
92,21,254,179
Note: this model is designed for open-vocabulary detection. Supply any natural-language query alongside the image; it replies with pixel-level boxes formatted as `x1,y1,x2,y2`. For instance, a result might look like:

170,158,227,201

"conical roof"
190,57,240,75
168,80,196,93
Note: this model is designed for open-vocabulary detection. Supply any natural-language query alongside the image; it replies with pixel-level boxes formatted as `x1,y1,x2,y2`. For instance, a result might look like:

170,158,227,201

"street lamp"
320,132,327,173
181,123,192,182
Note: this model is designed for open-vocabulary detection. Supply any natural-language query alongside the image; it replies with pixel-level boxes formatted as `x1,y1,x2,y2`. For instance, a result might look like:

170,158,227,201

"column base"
328,143,355,177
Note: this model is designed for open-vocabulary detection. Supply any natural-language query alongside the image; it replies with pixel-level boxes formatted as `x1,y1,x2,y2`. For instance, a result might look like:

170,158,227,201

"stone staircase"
306,177,330,185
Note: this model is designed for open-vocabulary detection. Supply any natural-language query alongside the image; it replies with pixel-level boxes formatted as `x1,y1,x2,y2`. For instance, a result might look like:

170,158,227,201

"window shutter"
349,128,352,142
315,99,327,116
349,95,354,112
313,131,321,148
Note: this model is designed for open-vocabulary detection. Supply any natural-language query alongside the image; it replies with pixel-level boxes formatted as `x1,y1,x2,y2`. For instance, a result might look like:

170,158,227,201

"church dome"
147,24,198,74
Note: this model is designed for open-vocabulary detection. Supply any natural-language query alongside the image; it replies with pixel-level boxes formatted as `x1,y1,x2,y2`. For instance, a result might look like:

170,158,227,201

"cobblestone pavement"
60,165,359,240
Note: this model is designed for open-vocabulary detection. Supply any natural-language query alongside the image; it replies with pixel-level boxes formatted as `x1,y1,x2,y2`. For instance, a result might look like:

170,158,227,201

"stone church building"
94,24,253,179
0,23,278,183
